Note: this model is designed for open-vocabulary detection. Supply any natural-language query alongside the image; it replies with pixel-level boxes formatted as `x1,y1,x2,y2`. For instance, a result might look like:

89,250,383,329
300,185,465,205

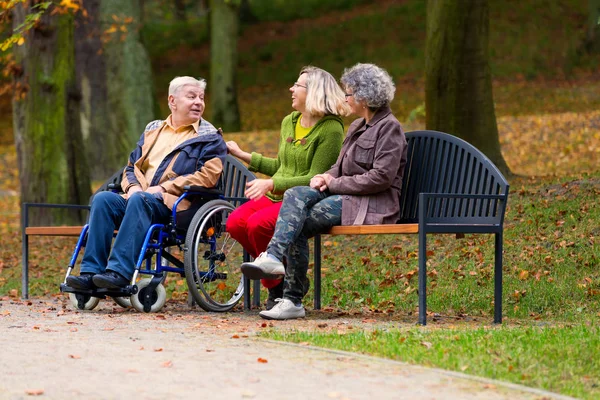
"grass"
266,324,600,399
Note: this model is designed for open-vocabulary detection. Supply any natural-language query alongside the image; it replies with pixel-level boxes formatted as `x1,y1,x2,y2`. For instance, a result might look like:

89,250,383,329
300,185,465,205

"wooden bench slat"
327,223,419,235
25,226,85,236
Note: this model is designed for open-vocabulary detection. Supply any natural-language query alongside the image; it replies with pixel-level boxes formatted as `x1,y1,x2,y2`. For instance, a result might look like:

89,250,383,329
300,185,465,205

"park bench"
21,130,509,324
312,130,510,325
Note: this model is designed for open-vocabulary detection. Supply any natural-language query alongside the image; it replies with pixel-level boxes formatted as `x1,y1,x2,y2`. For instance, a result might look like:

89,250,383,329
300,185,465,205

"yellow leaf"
17,37,25,46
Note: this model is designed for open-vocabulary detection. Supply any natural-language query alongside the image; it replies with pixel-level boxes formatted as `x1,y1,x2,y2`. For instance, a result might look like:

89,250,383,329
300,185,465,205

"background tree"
582,0,600,54
12,1,91,224
425,0,511,176
76,0,155,180
209,0,241,132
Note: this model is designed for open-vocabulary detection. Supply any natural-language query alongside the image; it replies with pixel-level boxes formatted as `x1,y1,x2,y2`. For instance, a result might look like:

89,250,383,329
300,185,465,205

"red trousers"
226,197,282,288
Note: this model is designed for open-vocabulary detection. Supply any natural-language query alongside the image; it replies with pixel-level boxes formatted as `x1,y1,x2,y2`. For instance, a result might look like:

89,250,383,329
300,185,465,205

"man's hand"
146,185,166,194
245,179,274,201
125,185,143,199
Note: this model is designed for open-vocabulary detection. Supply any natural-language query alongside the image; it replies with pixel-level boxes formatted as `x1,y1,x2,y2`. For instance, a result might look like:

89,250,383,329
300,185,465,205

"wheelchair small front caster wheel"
113,297,132,308
69,293,100,310
131,278,166,313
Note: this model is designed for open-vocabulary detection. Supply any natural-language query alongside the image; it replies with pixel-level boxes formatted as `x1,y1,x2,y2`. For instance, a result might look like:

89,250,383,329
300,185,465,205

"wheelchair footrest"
60,283,138,298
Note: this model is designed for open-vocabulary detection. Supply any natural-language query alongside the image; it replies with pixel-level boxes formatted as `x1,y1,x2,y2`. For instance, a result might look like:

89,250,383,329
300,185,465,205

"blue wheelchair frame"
60,154,258,312
60,188,222,311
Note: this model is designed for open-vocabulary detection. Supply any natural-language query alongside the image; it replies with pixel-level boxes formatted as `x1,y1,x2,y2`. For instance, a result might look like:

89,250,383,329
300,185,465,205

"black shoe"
92,270,130,289
66,273,96,290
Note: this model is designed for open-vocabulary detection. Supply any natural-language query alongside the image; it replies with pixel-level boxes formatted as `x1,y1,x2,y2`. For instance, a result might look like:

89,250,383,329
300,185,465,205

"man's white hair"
168,76,206,110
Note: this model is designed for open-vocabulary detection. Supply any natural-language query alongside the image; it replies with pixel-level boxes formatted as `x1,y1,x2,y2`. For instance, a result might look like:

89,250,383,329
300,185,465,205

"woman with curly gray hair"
241,63,408,320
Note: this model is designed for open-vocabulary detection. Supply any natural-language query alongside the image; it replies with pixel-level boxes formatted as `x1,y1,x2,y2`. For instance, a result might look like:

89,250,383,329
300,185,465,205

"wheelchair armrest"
107,183,123,193
183,186,223,197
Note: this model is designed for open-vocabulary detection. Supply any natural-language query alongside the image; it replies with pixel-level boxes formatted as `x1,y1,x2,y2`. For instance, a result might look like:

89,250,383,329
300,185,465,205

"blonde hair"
301,66,351,118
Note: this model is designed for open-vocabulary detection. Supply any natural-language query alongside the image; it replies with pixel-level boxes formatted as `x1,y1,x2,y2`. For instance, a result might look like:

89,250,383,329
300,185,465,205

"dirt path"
0,298,573,400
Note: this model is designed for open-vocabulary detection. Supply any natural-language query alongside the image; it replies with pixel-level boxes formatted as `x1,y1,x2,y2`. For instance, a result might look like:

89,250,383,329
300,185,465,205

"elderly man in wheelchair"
61,76,250,313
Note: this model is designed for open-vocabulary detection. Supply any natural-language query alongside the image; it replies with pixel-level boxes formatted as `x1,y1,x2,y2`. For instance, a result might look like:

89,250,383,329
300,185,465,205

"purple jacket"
326,106,407,225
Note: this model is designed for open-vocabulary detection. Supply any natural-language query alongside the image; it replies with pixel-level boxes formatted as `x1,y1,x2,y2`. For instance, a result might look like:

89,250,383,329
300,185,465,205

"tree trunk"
425,0,511,177
13,1,91,225
210,0,241,132
76,0,155,180
583,0,600,54
174,0,187,21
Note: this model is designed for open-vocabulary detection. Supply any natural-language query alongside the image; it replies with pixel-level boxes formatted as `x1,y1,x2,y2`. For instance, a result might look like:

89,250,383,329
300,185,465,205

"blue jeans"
266,186,342,304
80,191,171,280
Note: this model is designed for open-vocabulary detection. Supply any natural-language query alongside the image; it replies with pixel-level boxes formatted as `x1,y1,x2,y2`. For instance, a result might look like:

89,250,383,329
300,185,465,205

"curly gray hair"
341,63,395,110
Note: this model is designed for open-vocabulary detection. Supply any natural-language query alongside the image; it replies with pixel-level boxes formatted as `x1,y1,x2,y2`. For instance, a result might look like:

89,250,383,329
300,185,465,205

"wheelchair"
59,155,255,313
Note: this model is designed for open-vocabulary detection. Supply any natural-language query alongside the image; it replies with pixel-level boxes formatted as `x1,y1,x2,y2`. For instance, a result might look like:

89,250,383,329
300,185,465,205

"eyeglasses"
293,82,307,89
345,93,354,98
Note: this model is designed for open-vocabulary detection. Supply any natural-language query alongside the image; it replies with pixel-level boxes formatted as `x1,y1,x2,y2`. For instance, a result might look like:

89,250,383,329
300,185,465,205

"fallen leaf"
162,361,173,368
518,270,529,280
231,334,240,339
421,341,432,349
25,389,44,396
257,357,268,363
68,354,81,359
154,348,163,352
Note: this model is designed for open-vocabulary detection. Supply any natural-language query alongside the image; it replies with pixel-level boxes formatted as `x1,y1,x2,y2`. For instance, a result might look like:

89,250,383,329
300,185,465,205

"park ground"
1,0,600,398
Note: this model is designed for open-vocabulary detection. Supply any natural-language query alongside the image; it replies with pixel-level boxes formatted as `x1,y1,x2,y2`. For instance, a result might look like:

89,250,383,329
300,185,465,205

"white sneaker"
259,298,305,320
240,252,285,280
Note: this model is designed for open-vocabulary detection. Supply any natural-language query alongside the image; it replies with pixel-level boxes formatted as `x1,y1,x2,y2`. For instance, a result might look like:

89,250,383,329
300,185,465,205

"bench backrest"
398,130,509,224
219,154,256,207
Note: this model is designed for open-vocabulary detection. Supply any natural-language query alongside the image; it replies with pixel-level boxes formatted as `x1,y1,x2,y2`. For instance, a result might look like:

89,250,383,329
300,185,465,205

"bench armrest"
418,192,508,228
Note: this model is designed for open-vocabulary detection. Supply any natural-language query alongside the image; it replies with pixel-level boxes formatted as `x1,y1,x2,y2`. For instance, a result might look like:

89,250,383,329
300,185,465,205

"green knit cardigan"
249,111,344,201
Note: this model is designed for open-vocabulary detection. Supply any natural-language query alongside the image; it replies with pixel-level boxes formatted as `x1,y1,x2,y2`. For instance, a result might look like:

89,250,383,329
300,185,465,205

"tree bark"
76,0,155,180
583,0,600,54
210,0,241,132
425,0,511,177
13,1,91,225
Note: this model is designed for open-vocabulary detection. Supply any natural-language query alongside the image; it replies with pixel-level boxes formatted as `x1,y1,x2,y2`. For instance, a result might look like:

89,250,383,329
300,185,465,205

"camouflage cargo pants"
267,186,342,304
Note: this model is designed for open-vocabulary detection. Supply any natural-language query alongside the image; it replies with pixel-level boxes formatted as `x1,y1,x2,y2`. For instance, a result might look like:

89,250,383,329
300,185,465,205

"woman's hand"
310,174,333,192
226,140,252,163
245,179,274,200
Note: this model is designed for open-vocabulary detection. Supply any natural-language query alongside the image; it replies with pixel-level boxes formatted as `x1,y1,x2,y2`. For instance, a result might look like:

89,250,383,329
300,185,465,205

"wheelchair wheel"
130,278,167,313
113,297,131,308
184,200,244,312
69,293,100,311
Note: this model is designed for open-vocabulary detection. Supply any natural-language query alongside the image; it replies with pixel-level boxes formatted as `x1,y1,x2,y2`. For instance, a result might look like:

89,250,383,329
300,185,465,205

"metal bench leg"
243,250,251,310
314,235,321,310
252,280,261,307
22,232,29,300
418,229,427,325
494,231,503,324
21,204,29,300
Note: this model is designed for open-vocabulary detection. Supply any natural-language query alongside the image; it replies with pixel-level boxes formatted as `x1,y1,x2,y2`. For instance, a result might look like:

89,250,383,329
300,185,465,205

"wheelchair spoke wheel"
184,200,244,312
68,293,100,311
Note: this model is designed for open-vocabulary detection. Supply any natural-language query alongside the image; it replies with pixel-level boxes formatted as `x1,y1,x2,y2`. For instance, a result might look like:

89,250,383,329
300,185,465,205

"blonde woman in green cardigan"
226,66,350,309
